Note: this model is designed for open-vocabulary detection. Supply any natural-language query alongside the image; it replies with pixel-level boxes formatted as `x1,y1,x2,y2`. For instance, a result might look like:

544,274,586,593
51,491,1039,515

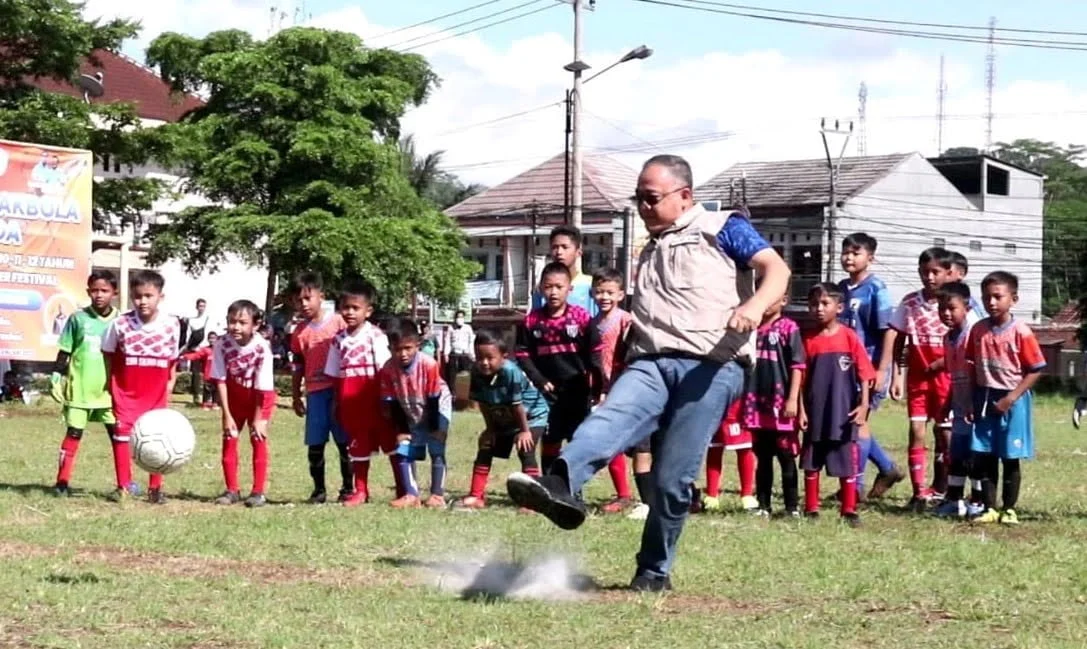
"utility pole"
820,119,853,282
569,1,588,235
937,54,947,155
856,82,867,156
985,16,997,151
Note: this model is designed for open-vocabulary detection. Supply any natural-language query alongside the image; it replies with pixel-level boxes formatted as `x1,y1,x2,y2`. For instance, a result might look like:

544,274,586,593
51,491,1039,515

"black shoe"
148,488,167,505
868,465,906,500
630,573,673,593
244,493,267,508
907,496,928,514
308,489,327,505
54,482,70,497
842,513,862,528
804,510,820,519
337,488,355,504
214,490,241,506
506,472,586,530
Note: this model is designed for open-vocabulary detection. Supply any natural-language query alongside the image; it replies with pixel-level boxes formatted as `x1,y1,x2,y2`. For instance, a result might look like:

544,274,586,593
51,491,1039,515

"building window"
969,240,982,252
466,252,488,281
1004,242,1017,255
933,237,946,247
986,165,1009,196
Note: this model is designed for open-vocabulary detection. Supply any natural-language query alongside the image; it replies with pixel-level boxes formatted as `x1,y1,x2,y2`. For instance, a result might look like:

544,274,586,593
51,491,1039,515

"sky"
82,0,1087,188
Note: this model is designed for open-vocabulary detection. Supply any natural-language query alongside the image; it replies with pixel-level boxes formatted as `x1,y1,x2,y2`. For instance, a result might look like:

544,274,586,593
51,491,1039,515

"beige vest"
628,205,754,364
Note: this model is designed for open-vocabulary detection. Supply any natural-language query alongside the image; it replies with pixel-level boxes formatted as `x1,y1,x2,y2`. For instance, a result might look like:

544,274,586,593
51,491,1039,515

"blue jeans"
555,356,744,579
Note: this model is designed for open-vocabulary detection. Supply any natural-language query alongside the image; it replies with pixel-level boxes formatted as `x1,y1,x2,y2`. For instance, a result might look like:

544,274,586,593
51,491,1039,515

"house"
696,152,1045,320
443,153,640,313
29,49,269,327
1032,302,1084,380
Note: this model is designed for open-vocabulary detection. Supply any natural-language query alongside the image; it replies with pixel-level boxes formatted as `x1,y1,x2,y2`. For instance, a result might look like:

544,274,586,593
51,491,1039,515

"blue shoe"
934,500,966,519
126,481,142,497
966,502,985,518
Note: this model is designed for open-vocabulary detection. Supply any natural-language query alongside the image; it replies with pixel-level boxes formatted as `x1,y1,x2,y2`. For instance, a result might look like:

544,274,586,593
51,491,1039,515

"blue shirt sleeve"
874,282,893,330
715,215,771,268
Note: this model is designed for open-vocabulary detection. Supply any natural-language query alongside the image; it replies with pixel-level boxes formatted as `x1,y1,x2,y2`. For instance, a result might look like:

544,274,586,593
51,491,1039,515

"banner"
0,140,93,361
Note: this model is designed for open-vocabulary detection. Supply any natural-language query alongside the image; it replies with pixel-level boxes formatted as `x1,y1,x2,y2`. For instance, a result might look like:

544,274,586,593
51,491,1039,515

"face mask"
454,318,464,326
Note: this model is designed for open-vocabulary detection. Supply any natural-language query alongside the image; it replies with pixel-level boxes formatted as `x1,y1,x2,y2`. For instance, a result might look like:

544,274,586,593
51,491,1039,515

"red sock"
804,471,821,513
470,464,490,499
252,437,269,495
111,440,132,489
523,465,541,478
389,455,404,498
352,459,370,499
908,446,927,496
608,455,632,499
56,436,81,484
840,476,858,515
540,442,562,473
222,436,240,492
148,473,163,490
736,447,755,498
705,446,724,497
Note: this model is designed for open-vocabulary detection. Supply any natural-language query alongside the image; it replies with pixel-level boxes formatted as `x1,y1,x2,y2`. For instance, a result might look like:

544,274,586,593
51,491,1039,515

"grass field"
1,393,1086,649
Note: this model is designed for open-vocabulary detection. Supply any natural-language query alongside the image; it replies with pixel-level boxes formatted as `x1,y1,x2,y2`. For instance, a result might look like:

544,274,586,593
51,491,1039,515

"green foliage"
0,0,170,231
399,134,485,210
145,27,475,311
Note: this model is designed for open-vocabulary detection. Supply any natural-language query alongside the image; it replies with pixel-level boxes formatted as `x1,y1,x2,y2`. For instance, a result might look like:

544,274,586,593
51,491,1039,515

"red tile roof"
29,49,203,123
1050,302,1082,326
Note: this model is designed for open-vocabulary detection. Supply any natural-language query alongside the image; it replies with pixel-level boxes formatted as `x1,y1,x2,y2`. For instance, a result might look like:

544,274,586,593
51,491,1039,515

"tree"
144,28,477,311
939,146,981,158
398,134,485,210
0,0,170,231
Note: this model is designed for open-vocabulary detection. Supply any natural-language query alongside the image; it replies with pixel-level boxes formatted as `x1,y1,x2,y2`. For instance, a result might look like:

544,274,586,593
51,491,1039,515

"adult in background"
507,154,790,592
441,310,474,389
184,298,209,406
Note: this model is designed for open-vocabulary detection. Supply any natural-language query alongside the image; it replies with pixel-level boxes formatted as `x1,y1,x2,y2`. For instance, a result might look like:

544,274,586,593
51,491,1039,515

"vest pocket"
666,237,704,289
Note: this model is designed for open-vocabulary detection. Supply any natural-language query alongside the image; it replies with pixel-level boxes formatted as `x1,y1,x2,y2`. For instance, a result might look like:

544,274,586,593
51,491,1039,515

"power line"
432,101,563,136
628,0,1087,52
366,0,507,42
391,0,552,52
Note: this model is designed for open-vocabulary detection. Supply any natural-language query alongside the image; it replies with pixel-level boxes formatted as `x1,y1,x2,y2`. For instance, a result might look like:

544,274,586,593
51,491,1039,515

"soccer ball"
131,408,196,475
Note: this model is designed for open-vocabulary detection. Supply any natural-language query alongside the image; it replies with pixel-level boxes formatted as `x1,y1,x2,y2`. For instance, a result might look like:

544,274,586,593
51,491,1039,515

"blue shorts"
950,416,974,462
405,387,453,460
971,390,1034,460
304,388,348,446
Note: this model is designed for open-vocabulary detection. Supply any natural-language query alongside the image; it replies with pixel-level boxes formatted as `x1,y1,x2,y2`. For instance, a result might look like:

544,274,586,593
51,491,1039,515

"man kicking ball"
507,154,791,592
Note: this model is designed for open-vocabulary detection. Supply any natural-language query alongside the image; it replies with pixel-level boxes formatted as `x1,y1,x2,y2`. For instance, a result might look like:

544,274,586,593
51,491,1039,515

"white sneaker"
627,503,650,520
740,495,759,511
1073,397,1086,429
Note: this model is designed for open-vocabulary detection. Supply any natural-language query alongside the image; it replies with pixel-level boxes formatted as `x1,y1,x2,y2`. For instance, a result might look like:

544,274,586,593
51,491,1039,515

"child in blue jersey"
948,251,986,315
459,329,550,509
532,225,599,316
838,233,905,500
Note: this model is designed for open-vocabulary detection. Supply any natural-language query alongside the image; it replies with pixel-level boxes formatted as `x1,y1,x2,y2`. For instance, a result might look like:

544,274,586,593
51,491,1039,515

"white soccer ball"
131,408,196,475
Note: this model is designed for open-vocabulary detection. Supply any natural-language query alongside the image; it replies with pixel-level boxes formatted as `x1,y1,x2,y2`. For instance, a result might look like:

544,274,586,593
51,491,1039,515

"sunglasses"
632,185,689,207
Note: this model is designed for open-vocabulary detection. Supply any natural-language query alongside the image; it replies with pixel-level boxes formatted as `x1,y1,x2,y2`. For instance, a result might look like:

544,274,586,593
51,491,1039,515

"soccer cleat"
627,503,650,520
424,494,446,509
107,487,130,503
966,502,985,518
214,490,241,506
700,495,721,512
688,486,703,514
1073,397,1086,429
740,495,759,511
786,510,801,519
307,490,327,505
53,482,70,497
754,508,771,519
842,513,862,528
506,472,587,531
804,510,820,519
341,491,368,508
999,509,1020,525
244,493,267,508
601,497,633,514
972,508,1001,524
867,465,906,500
336,488,355,504
126,481,142,497
147,488,167,505
390,494,421,509
934,500,967,519
629,573,673,593
455,496,485,510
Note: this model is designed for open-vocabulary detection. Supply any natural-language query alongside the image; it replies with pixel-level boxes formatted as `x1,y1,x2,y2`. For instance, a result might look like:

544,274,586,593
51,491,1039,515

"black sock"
778,451,799,513
634,472,654,505
335,442,352,493
946,457,968,501
754,435,775,511
307,445,326,493
978,453,998,509
1002,459,1021,510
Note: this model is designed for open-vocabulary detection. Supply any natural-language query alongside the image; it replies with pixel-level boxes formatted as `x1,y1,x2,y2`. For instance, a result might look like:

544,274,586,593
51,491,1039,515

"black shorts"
800,440,859,478
486,426,546,460
543,392,591,445
625,431,653,456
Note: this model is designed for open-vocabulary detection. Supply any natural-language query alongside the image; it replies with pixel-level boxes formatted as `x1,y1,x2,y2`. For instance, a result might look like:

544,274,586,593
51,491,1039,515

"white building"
33,49,269,328
696,152,1045,320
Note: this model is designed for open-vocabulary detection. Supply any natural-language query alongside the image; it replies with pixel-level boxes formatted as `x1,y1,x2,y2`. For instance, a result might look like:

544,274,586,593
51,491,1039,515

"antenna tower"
985,16,996,151
857,82,868,156
937,54,947,155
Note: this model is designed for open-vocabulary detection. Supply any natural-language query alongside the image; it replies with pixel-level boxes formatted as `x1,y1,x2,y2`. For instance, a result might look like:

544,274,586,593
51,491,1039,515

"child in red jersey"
700,399,757,513
100,270,183,505
798,283,874,527
289,272,350,504
181,331,219,410
882,247,954,511
589,268,640,514
323,279,394,507
211,301,276,508
379,318,452,509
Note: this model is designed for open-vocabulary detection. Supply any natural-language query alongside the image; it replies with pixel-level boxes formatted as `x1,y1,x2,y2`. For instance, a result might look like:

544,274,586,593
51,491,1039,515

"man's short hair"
549,225,582,248
643,154,693,189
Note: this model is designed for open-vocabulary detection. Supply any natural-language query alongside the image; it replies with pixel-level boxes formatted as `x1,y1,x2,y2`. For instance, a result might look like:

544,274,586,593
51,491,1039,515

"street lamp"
563,44,653,233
